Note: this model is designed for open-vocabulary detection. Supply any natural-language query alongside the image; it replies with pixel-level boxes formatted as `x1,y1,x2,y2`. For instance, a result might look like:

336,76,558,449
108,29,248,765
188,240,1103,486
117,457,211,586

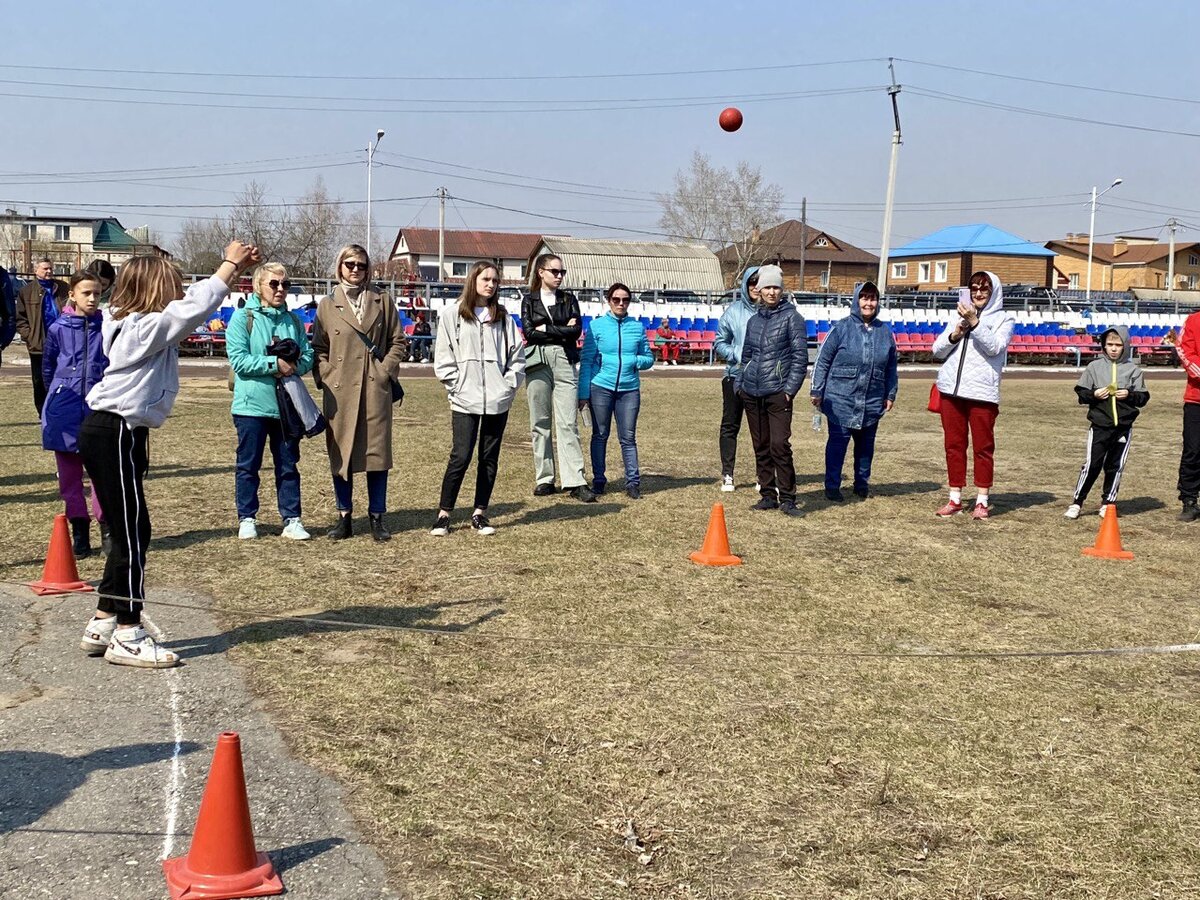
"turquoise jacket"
578,312,654,400
714,266,759,377
227,295,314,418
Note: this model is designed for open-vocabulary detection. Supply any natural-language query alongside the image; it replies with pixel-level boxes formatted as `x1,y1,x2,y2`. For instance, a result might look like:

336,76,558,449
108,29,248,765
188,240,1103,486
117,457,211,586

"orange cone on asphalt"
28,513,94,596
163,732,283,900
689,503,742,566
1082,504,1134,561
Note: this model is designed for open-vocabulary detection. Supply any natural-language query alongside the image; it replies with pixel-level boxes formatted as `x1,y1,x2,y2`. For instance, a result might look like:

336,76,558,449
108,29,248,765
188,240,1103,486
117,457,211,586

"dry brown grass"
3,373,1200,898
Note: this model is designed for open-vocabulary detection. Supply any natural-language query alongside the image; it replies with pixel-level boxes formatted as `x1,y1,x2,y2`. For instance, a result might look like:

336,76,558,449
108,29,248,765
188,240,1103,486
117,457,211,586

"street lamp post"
366,129,385,260
1086,177,1122,301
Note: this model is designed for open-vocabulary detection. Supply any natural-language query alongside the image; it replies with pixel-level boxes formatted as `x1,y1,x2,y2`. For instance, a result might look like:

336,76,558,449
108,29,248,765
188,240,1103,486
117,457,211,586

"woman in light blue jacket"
227,263,314,540
578,282,654,499
808,282,897,502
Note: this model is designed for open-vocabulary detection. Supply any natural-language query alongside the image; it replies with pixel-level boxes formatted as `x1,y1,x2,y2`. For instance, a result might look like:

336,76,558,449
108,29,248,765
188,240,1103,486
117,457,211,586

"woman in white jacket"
431,261,527,536
930,271,1014,520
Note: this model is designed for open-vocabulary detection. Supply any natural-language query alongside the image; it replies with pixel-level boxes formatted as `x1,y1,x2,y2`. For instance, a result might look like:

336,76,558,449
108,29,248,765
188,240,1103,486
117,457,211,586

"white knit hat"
756,264,783,289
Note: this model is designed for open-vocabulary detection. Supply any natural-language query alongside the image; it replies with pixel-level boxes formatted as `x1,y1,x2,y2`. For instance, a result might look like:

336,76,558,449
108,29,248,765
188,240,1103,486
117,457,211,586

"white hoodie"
931,271,1015,405
86,276,230,428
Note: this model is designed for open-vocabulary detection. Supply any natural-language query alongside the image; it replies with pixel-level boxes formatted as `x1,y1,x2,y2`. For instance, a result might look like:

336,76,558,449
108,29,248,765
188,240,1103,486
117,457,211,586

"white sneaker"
80,615,117,656
721,475,735,492
430,513,451,537
281,518,310,540
104,625,179,669
1099,505,1108,518
238,518,258,540
1064,504,1082,520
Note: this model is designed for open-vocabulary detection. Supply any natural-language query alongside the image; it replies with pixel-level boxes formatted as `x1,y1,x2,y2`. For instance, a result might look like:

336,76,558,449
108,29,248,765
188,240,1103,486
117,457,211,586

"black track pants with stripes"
78,411,150,625
1072,423,1133,506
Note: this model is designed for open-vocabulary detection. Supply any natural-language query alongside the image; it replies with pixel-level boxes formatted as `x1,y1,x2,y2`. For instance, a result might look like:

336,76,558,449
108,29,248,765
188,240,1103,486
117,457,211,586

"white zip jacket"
434,307,527,415
931,271,1014,405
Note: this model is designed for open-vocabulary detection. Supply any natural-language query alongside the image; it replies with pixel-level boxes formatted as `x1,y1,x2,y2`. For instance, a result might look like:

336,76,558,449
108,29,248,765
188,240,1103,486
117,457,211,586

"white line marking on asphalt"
144,617,186,861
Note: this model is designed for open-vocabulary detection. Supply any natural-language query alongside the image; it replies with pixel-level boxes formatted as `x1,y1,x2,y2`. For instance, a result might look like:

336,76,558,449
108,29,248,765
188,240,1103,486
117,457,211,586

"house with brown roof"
716,221,878,293
385,227,544,284
1046,234,1200,292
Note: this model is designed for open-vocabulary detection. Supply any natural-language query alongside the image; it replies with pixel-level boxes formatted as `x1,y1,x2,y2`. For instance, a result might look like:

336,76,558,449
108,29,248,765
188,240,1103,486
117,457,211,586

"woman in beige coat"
311,244,406,541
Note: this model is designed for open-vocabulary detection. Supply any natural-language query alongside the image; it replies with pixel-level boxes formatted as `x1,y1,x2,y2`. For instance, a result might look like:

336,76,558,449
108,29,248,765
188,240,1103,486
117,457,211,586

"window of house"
451,261,467,277
20,224,37,240
519,264,527,278
1189,254,1199,267
1069,273,1080,289
934,261,948,283
819,269,830,288
1190,274,1199,290
814,237,829,247
918,261,931,282
891,263,907,279
53,225,70,241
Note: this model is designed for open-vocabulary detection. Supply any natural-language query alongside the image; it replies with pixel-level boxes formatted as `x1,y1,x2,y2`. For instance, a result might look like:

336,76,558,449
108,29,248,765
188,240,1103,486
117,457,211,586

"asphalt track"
0,584,402,899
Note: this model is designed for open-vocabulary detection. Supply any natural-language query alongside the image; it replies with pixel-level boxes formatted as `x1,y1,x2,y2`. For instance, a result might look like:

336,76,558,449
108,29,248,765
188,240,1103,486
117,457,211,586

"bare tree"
173,216,233,274
288,177,353,278
657,150,785,276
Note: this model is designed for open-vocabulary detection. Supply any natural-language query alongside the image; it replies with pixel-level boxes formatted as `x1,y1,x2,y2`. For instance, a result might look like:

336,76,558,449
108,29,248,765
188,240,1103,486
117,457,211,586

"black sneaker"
1180,501,1200,523
592,481,606,496
568,485,597,503
751,496,779,511
853,486,869,500
533,483,557,497
824,488,844,502
626,484,641,500
430,514,451,537
779,500,803,517
470,514,496,535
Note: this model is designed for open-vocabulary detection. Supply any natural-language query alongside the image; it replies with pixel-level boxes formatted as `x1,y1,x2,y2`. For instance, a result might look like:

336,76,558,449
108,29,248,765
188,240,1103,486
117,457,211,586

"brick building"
886,224,1054,290
717,221,878,292
1046,234,1200,292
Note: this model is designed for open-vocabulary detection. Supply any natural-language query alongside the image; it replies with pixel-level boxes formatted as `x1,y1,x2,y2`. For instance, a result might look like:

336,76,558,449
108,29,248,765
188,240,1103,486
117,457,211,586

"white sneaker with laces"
238,518,258,540
721,475,735,492
1099,504,1108,518
80,615,117,656
105,625,179,669
281,518,310,540
1064,504,1082,520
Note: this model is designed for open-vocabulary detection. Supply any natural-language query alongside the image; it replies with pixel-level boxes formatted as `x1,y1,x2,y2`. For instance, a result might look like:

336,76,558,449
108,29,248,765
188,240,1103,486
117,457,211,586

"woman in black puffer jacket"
735,265,808,517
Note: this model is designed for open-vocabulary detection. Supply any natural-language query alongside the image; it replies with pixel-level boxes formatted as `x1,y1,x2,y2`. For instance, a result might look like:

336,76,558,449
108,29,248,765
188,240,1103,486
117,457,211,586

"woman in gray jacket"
431,261,527,536
735,265,808,517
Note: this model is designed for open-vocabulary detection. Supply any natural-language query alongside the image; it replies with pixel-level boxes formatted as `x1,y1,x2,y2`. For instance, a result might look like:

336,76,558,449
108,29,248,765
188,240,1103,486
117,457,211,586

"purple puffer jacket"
41,308,109,453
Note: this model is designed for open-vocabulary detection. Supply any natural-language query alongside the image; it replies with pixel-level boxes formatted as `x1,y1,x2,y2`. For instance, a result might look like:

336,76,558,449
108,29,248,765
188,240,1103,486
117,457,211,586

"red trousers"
939,395,999,489
658,341,680,362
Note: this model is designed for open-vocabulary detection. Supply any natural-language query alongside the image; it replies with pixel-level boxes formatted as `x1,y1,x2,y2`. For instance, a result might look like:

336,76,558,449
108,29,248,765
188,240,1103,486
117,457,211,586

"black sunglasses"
268,279,291,291
343,261,368,271
609,296,631,304
542,267,567,277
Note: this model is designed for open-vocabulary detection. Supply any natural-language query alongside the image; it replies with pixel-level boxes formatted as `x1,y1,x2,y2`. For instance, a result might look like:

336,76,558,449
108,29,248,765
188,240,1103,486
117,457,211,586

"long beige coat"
311,287,406,479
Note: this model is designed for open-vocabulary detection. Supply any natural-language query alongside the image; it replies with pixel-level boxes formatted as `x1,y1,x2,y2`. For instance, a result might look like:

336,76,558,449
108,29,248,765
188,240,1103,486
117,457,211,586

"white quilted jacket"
931,271,1015,405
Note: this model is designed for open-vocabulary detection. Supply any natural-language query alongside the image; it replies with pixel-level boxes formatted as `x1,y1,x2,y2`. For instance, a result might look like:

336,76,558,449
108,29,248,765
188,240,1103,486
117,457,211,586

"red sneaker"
971,503,990,521
935,500,964,517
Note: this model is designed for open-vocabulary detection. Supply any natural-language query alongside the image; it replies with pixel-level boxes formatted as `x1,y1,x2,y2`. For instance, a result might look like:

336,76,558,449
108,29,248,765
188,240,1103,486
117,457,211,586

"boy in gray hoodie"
1064,326,1149,518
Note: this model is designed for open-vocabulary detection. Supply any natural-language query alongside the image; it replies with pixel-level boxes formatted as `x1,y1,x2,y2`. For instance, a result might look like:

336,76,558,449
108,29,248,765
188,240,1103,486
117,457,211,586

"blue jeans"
234,415,301,521
589,385,641,488
824,418,878,492
333,470,388,515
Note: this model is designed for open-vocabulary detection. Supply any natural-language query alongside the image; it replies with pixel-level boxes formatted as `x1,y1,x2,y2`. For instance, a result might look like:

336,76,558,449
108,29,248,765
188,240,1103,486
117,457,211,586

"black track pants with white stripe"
1073,423,1133,506
78,411,150,625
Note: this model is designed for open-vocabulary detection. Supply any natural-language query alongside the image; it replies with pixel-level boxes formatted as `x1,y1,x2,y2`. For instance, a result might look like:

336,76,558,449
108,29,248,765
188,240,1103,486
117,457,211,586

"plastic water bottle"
812,411,822,432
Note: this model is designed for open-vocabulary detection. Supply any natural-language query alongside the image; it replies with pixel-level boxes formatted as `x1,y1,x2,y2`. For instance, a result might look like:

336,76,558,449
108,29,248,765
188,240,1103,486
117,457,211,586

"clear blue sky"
2,0,1198,255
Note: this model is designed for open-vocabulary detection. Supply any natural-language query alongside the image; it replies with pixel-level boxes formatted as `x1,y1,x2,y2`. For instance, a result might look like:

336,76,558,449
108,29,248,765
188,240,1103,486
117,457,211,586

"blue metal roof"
890,223,1054,259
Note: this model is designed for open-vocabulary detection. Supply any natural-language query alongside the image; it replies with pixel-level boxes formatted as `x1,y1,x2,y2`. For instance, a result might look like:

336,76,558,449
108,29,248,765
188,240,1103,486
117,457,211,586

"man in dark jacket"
15,258,68,414
735,265,808,517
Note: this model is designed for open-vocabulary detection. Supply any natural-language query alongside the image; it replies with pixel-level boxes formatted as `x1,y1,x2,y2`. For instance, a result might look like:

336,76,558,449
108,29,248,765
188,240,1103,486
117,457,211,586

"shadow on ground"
0,742,201,834
166,596,505,659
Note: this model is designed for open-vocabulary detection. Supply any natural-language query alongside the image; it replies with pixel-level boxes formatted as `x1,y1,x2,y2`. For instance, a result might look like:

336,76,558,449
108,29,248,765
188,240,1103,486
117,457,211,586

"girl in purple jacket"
41,270,110,558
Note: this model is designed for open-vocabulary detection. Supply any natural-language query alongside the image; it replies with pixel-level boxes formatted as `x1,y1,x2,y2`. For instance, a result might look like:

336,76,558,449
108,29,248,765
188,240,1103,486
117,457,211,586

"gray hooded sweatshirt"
1074,325,1150,427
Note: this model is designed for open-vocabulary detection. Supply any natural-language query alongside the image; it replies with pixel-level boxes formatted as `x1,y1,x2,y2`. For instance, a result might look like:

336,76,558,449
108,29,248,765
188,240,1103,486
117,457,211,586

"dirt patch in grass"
2,376,1199,898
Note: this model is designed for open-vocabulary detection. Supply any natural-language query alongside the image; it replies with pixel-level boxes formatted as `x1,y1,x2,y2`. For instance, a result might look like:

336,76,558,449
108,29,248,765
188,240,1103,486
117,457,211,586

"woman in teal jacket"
578,282,654,498
227,263,314,540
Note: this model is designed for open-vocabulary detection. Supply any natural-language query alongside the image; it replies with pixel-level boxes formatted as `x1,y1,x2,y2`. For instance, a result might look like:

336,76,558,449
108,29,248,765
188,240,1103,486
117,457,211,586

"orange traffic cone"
28,513,94,596
689,503,742,566
1082,504,1134,561
163,732,283,900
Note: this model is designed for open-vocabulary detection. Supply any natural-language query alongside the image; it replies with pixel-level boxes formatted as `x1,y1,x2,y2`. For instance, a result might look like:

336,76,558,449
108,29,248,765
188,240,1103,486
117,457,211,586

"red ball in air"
718,107,743,133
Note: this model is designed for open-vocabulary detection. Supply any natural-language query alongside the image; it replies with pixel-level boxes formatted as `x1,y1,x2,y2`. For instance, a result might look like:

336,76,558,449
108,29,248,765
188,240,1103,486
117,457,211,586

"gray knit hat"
756,264,783,289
